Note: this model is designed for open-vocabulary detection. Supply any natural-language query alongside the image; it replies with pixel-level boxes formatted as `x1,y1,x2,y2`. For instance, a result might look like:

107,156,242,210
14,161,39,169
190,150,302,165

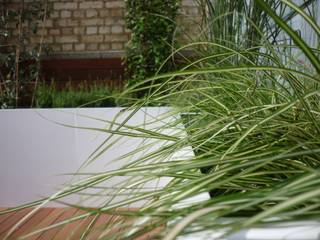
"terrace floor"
0,208,154,239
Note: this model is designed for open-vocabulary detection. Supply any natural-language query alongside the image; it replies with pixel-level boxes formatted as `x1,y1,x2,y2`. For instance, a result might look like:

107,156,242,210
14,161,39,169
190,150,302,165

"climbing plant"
123,0,179,97
0,0,49,108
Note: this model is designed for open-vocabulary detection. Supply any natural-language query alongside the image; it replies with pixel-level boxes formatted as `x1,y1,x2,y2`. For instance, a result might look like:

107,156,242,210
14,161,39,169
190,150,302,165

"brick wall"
5,0,201,56
178,0,202,44
48,0,128,53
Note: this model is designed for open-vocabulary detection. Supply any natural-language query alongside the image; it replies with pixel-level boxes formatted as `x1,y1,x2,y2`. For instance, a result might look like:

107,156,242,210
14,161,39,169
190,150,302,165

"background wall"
6,0,201,56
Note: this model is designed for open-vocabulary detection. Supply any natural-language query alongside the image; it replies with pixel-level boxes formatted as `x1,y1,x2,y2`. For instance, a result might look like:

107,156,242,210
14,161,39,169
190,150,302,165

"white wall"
0,107,197,207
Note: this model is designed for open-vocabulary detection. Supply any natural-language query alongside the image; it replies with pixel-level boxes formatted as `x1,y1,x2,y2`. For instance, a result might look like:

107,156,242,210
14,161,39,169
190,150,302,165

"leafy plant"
194,0,318,57
0,0,49,108
124,0,179,97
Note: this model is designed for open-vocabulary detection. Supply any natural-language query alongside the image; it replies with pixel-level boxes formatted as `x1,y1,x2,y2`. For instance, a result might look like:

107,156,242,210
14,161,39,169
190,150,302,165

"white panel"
177,221,320,240
0,108,201,208
0,109,78,207
72,107,198,208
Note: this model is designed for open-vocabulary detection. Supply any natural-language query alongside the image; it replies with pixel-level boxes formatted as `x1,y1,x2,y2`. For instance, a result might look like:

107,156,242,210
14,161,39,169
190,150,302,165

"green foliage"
0,1,50,108
81,1,320,237
35,82,118,108
197,0,318,63
124,0,179,97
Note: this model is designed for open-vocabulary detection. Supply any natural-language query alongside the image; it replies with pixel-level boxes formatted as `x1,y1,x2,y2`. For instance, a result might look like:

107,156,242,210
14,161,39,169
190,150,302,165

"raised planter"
0,107,319,239
0,107,186,208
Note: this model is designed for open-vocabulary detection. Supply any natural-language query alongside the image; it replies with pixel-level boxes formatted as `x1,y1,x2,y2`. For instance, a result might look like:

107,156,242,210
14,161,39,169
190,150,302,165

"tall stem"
14,0,24,107
30,0,48,107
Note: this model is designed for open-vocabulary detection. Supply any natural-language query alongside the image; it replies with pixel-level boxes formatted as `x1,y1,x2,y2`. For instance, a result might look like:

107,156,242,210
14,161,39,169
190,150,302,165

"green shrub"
35,82,118,108
124,0,179,97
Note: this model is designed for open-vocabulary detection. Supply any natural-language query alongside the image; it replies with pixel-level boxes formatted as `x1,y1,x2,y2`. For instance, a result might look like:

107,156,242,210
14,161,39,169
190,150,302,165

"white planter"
177,220,320,240
0,107,319,239
0,107,191,208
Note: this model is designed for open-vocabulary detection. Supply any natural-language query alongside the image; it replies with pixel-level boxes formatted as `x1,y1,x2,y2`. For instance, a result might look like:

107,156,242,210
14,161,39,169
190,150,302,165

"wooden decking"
0,208,157,239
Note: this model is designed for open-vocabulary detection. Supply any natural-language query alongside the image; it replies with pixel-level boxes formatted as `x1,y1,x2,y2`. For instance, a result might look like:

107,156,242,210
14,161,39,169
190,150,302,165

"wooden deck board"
38,208,78,240
52,210,88,240
27,208,67,240
67,214,96,240
98,215,128,239
0,208,159,239
86,214,113,240
10,208,54,239
0,208,34,238
0,209,14,224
